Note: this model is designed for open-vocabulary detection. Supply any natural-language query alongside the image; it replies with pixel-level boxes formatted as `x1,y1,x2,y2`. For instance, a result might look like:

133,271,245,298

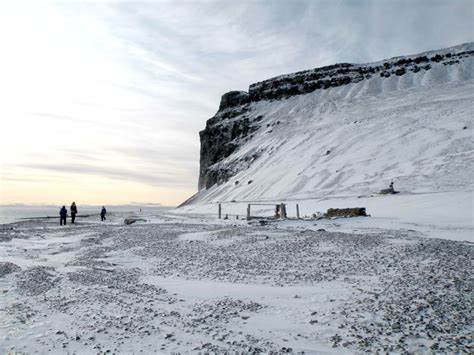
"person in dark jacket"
60,206,67,225
70,202,78,224
100,206,107,221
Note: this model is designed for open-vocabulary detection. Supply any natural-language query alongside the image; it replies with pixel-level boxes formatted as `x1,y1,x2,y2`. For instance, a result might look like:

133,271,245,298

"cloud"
14,162,194,188
1,0,472,203
110,146,198,166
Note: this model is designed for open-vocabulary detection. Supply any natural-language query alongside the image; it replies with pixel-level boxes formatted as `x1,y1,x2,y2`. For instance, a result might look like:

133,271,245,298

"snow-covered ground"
1,208,472,353
179,190,473,242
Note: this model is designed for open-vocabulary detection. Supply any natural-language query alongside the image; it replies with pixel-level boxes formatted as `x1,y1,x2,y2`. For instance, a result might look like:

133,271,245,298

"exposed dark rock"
198,100,261,189
430,54,444,62
395,67,406,76
0,262,21,278
414,55,429,63
218,91,250,111
325,208,367,218
243,51,471,104
124,218,147,225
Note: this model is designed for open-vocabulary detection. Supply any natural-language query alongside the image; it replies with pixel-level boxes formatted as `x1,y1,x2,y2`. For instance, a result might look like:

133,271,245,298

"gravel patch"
16,266,61,296
333,239,474,353
1,219,472,353
0,262,21,278
190,298,265,323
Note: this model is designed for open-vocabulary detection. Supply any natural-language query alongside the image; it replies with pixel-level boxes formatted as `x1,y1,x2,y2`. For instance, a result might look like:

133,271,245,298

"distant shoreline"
0,205,171,225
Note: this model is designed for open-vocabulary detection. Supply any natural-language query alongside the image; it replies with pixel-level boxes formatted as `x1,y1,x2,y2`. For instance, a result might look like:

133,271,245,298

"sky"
0,0,472,206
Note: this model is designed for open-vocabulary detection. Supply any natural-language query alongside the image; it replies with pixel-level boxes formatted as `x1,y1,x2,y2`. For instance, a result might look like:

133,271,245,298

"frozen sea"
0,204,172,225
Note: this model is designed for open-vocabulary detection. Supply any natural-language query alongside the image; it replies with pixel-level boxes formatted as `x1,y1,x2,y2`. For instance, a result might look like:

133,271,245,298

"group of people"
59,202,107,225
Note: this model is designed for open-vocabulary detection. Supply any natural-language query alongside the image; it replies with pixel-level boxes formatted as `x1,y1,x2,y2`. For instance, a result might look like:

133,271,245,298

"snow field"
0,212,472,353
178,190,474,242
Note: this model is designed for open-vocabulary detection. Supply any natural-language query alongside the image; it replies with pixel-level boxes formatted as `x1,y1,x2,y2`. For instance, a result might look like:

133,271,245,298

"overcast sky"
0,0,472,206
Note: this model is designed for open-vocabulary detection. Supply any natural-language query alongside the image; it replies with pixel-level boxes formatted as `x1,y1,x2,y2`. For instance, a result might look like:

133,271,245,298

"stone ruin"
325,207,367,218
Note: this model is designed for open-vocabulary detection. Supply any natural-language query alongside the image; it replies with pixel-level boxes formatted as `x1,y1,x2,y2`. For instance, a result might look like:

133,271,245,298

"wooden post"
296,204,300,219
247,204,251,220
218,203,222,219
279,203,286,219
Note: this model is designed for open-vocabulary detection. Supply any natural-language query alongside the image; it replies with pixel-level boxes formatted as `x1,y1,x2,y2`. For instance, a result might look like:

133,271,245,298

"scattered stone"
16,266,60,296
2,214,472,353
0,262,21,278
124,218,147,225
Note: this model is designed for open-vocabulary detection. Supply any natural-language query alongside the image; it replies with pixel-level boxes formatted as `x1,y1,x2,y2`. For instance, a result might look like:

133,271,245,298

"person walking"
70,202,78,224
100,206,107,221
59,206,67,226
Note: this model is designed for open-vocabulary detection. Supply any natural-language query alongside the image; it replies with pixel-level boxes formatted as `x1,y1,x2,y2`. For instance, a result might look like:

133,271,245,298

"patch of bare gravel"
1,219,472,353
16,266,61,296
0,262,21,278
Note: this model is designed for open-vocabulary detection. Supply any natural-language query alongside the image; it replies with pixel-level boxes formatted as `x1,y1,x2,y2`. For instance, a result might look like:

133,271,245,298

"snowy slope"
191,43,473,204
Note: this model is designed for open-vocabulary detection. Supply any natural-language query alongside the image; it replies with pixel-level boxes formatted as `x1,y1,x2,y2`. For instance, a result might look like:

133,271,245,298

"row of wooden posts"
218,203,300,220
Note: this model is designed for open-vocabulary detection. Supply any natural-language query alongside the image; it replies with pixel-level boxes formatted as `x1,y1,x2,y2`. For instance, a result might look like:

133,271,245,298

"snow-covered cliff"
190,43,473,205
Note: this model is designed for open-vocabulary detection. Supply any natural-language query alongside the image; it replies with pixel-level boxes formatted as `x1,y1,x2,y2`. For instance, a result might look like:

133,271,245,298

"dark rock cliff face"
246,50,471,102
197,50,473,191
198,94,261,189
218,91,250,111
